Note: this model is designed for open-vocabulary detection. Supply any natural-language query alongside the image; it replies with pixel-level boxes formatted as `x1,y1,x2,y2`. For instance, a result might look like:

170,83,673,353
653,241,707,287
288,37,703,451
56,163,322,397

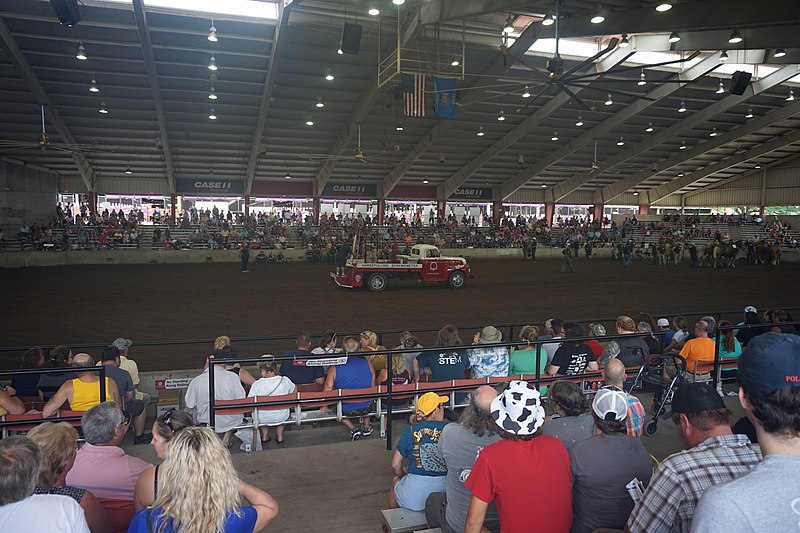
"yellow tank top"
70,377,114,411
0,405,6,416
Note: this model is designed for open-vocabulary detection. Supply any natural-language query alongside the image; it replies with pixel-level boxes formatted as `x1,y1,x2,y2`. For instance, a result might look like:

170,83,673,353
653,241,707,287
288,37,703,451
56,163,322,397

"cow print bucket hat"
490,380,545,436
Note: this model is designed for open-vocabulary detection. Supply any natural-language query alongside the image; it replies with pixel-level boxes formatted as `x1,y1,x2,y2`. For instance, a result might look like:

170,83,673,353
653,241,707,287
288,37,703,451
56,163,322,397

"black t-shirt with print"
551,343,595,375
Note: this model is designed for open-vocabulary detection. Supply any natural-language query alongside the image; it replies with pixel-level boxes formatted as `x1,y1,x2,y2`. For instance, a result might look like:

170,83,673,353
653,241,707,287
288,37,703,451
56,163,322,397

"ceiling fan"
0,105,118,155
300,124,396,164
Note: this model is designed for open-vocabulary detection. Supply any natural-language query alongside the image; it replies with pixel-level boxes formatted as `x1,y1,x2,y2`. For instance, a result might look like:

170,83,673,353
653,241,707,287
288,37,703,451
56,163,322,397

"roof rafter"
684,151,800,199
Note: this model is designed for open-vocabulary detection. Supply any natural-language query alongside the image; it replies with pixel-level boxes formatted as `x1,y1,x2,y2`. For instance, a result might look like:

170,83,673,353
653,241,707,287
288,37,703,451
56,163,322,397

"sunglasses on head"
161,409,207,434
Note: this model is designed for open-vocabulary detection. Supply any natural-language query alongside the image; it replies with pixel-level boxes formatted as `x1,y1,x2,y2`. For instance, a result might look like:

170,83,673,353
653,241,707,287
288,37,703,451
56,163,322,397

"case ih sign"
322,183,378,198
450,187,493,200
176,179,245,194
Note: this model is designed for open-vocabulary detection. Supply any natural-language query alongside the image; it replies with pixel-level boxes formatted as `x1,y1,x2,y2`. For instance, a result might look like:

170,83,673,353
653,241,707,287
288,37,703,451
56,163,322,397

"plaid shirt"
626,394,646,438
627,434,761,533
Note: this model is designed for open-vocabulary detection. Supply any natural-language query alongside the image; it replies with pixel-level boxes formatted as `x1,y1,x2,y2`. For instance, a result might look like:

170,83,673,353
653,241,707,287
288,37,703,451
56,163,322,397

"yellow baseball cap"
416,392,449,416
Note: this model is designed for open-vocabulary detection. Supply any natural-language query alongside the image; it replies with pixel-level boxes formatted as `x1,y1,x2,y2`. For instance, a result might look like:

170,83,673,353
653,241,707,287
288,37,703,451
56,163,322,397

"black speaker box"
729,70,752,96
50,0,81,26
341,22,363,55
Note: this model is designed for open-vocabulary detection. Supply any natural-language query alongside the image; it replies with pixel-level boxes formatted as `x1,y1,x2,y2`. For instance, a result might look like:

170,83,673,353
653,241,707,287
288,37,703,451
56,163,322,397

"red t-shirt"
465,435,572,533
585,339,604,360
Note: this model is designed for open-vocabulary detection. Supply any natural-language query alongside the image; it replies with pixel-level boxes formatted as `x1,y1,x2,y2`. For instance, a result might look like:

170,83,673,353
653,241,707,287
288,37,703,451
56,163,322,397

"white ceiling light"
638,70,646,86
208,86,217,100
540,183,547,188
522,85,531,98
633,191,639,196
207,23,218,42
745,107,754,119
284,171,291,179
754,162,761,169
575,114,584,127
620,34,630,48
668,31,681,43
645,121,654,132
590,7,605,24
716,80,725,94
773,48,787,58
617,136,625,146
679,140,687,150
551,131,559,141
604,93,613,105
678,100,687,112
124,165,132,175
542,12,555,26
368,7,380,16
337,43,343,55
392,0,405,5
208,107,217,120
709,127,718,137
305,117,314,126
315,97,324,108
325,70,334,81
678,171,684,177
728,30,743,44
451,57,460,67
76,44,87,60
497,109,506,121
477,125,485,136
502,16,514,34
396,121,404,131
98,101,108,114
656,3,672,12
720,51,729,62
208,55,217,71
89,77,99,93
422,178,429,184
787,88,795,102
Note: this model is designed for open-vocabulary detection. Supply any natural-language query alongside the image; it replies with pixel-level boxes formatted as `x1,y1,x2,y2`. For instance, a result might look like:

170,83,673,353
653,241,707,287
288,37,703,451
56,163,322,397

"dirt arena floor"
2,257,799,371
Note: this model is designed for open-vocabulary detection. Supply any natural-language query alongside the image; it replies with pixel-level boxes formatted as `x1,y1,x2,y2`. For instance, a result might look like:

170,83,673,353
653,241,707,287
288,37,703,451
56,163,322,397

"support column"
638,204,651,215
88,192,97,215
377,199,386,226
544,202,555,226
492,201,503,226
437,199,446,220
170,194,177,222
759,205,765,216
244,195,250,218
592,203,603,222
313,197,321,224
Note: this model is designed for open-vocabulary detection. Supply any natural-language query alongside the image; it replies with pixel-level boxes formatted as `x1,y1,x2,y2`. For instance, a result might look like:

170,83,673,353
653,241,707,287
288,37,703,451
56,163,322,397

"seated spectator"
99,346,150,445
626,383,761,533
12,347,45,397
110,338,151,413
397,331,423,381
361,330,388,372
279,332,325,387
128,426,279,532
735,311,770,347
680,320,716,376
248,359,296,445
468,326,509,377
311,330,340,356
656,317,675,347
37,345,75,401
26,422,111,533
390,392,449,512
692,333,800,531
66,402,152,506
540,318,565,364
417,325,471,404
547,322,598,376
614,315,649,368
638,321,662,355
543,380,594,449
425,386,501,533
508,325,546,379
0,382,25,417
42,354,121,418
664,316,690,352
570,388,653,533
377,353,411,408
603,358,646,437
584,323,606,360
133,410,196,510
323,336,375,440
211,337,256,387
464,381,572,533
0,436,90,532
185,352,246,447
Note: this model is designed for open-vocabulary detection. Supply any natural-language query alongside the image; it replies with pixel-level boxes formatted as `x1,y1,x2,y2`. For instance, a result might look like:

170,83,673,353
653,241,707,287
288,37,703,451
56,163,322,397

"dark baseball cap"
671,383,725,414
739,332,800,400
101,345,121,361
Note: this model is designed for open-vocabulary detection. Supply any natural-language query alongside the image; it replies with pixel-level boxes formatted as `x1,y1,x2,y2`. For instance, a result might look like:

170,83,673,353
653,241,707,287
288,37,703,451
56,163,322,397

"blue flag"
433,76,457,119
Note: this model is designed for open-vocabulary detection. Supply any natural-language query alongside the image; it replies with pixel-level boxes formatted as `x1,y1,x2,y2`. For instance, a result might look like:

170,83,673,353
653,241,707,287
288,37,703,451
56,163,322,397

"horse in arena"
755,240,772,265
713,240,738,268
770,242,782,265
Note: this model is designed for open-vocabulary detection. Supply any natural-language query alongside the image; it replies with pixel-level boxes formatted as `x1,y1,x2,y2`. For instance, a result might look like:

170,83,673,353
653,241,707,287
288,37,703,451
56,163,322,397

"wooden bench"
381,508,428,533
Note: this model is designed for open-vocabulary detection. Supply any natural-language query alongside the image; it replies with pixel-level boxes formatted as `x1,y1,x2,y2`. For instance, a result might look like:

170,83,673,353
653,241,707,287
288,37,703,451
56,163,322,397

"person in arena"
26,422,110,533
239,241,250,272
390,392,449,512
127,426,279,532
691,333,800,532
547,321,598,376
42,353,121,418
603,357,646,437
570,388,653,533
279,332,325,387
542,380,594,449
133,409,196,510
464,381,572,533
323,336,375,441
468,326,509,377
0,436,91,532
425,386,501,533
626,383,761,533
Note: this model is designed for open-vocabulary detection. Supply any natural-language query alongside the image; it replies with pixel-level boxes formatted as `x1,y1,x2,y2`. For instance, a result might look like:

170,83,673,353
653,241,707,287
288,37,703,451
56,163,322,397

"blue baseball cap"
739,332,800,400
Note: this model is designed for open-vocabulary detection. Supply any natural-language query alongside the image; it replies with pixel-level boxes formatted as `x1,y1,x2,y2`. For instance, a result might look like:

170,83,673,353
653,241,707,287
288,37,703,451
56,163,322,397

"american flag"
401,73,426,117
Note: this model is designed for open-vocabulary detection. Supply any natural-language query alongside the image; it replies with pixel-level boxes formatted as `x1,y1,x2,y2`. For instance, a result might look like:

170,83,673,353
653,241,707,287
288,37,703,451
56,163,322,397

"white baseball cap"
592,387,629,422
744,306,757,314
656,318,670,327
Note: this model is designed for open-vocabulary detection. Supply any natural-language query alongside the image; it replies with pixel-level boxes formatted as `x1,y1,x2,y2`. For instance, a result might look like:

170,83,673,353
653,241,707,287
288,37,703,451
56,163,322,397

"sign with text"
303,356,349,367
176,179,245,195
450,187,493,201
322,183,377,198
154,378,193,390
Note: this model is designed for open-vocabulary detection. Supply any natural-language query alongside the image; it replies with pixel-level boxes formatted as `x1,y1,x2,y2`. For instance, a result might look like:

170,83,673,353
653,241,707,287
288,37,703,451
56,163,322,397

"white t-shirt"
185,366,245,433
672,330,690,346
248,376,296,426
0,494,90,533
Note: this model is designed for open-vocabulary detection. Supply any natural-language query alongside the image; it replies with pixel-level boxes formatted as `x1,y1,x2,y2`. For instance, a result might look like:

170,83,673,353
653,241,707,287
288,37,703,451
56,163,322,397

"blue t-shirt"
128,506,257,533
333,357,374,411
396,420,448,476
416,349,470,382
279,350,325,385
662,329,676,346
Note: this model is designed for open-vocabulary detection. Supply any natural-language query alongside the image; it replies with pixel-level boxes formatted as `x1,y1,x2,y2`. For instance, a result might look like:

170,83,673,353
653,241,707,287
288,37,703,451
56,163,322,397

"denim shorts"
394,474,447,512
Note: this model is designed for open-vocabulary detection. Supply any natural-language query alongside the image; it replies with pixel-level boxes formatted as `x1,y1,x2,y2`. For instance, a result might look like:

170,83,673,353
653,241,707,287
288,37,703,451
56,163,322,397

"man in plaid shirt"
603,358,646,437
626,383,761,533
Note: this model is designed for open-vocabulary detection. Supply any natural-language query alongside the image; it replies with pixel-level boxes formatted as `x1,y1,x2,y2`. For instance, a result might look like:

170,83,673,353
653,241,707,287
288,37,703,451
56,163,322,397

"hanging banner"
176,179,245,194
433,76,458,119
322,183,377,198
450,187,493,201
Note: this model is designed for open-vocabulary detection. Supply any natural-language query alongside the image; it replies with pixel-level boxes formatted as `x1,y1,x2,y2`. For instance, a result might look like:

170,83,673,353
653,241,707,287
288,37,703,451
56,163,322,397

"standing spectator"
691,333,800,532
0,436,90,533
417,326,471,404
248,360,296,445
239,242,250,272
547,322,598,376
26,422,111,533
390,392,449,512
12,347,45,397
42,354,121,417
36,345,75,401
99,346,150,444
127,426,279,532
425,386,501,533
570,388,653,533
543,380,595,449
560,246,575,273
626,383,761,533
680,320,716,376
468,326,509,377
464,381,572,533
602,358,646,437
279,332,325,387
324,336,375,440
185,352,246,447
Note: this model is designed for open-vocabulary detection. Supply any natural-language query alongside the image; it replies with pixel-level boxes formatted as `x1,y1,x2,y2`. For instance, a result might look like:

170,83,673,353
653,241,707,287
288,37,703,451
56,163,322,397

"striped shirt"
627,434,761,533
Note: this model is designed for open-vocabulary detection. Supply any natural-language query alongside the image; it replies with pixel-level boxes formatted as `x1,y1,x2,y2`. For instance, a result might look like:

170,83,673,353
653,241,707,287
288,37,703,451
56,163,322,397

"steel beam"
437,45,633,200
417,0,539,27
604,98,800,204
132,0,176,193
577,64,800,202
0,17,97,192
245,1,290,195
499,51,723,200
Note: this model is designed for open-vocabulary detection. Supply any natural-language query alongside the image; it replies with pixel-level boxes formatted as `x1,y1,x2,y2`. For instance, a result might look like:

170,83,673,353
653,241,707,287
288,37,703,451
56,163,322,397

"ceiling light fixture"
208,107,217,120
645,121,654,132
76,44,87,60
477,125,485,136
590,6,605,24
638,70,647,86
787,88,795,101
284,171,292,179
89,77,99,93
617,136,625,146
540,183,547,188
208,55,217,71
678,171,684,177
497,109,506,121
542,12,555,26
522,85,531,98
368,7,380,16
305,117,314,126
315,97,324,108
208,23,218,42
517,154,524,165
396,121,404,131
745,107,754,119
720,50,729,62
709,128,718,137
451,57,460,67
605,93,613,106
124,165,132,175
754,162,761,169
325,70,334,81
620,34,630,47
502,16,515,34
337,43,343,55
98,102,108,114
774,48,787,58
678,100,687,113
728,30,743,44
576,114,584,127
716,80,725,94
679,140,687,150
633,191,639,196
392,0,405,5
668,31,681,43
208,86,217,100
551,131,559,141
655,2,672,12
423,178,429,184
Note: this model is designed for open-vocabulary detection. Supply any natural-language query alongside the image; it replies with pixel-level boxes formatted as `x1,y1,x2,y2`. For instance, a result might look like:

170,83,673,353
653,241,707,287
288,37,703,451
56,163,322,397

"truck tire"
448,270,466,289
367,273,387,292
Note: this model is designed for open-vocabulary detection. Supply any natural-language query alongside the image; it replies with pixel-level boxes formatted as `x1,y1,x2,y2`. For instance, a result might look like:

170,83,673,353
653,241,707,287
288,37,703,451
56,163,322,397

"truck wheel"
448,270,466,289
368,273,387,292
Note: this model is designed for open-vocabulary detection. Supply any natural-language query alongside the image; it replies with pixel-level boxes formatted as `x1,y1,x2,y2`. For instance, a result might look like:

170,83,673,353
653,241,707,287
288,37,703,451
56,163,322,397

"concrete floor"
121,383,749,533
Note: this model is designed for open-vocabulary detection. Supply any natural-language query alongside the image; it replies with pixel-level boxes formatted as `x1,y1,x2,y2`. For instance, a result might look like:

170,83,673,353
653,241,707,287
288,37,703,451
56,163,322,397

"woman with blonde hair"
127,426,279,533
210,337,255,387
376,354,410,408
27,422,111,533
